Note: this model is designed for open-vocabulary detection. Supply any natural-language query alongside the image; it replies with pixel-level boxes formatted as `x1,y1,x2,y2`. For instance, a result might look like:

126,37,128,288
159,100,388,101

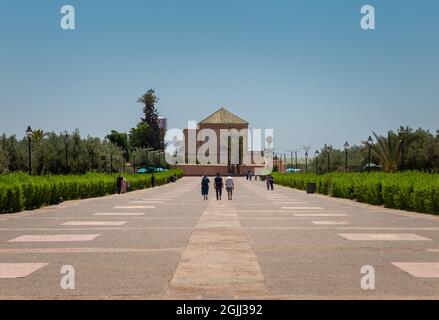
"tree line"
0,89,166,175
308,127,439,173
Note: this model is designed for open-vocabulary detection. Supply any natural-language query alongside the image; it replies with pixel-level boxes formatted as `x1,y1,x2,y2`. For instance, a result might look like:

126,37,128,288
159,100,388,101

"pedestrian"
225,175,235,200
246,170,250,181
201,174,210,200
151,173,156,188
121,176,127,194
116,175,123,194
266,175,270,190
269,175,274,191
214,173,223,200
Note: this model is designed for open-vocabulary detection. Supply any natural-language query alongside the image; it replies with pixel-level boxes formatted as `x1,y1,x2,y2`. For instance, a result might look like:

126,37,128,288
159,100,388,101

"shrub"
272,171,439,215
0,169,182,213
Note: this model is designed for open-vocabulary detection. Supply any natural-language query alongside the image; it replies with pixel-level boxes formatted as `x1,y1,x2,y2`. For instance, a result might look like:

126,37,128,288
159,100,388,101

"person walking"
201,175,210,200
116,175,123,194
214,173,223,200
225,175,235,200
121,176,128,194
269,175,274,191
151,173,156,188
266,175,274,191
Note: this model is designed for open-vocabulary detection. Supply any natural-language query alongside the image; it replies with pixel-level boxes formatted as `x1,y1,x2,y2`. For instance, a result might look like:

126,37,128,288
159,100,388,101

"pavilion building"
175,107,270,176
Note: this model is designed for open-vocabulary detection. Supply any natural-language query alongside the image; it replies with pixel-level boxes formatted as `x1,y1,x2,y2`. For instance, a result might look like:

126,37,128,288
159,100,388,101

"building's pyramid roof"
199,107,248,125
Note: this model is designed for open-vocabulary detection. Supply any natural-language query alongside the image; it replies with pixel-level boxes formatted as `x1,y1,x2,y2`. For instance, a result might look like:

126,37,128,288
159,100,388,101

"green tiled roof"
199,107,248,125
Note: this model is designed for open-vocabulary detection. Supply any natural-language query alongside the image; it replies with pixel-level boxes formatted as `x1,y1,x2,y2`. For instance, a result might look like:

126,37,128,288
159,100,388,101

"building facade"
175,107,268,176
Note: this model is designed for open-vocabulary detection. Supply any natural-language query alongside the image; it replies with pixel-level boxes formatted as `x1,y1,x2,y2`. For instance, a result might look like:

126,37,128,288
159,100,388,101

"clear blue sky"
0,0,438,154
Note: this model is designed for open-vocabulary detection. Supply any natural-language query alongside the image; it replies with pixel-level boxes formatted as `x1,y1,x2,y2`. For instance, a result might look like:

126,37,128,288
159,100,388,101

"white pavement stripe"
311,221,350,225
94,212,145,216
282,207,324,210
294,214,347,217
130,201,165,204
392,263,439,278
339,233,431,241
62,221,127,226
7,234,101,242
274,202,308,204
113,206,155,209
0,247,184,254
0,263,49,279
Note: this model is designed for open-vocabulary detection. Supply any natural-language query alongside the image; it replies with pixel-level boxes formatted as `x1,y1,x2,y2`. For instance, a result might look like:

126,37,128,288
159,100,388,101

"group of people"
115,173,157,195
116,175,129,194
201,172,275,200
201,173,235,201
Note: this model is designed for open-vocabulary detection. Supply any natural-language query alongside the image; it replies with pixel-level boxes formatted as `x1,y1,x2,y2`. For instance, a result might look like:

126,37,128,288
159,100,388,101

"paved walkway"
1,177,439,299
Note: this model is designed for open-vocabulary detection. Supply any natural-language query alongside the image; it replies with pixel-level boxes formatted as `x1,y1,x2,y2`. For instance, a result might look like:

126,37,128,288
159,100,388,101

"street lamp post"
290,152,293,170
133,150,137,173
303,146,310,173
89,143,95,172
315,150,320,175
26,126,33,175
367,136,373,173
63,132,69,173
305,151,309,173
344,141,349,173
110,147,114,174
295,151,298,172
398,128,408,171
324,144,332,173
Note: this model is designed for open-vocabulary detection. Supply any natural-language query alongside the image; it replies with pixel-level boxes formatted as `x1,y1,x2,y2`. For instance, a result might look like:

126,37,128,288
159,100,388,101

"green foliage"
129,122,151,149
0,130,126,175
0,169,182,213
272,171,439,215
137,89,165,150
106,130,130,161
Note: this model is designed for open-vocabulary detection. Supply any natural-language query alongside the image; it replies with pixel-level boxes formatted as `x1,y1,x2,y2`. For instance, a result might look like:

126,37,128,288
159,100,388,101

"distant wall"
174,164,264,176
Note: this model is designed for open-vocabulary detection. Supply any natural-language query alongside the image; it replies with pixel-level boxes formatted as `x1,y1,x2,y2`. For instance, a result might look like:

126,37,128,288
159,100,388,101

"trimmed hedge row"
272,172,439,215
0,170,183,213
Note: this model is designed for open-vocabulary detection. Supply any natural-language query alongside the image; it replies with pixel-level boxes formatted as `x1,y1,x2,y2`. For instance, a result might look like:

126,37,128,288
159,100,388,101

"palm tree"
31,129,48,142
367,132,401,172
366,129,417,173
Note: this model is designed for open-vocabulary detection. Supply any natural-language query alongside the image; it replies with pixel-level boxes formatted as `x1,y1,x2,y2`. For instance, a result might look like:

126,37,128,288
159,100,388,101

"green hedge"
0,170,183,213
272,171,439,215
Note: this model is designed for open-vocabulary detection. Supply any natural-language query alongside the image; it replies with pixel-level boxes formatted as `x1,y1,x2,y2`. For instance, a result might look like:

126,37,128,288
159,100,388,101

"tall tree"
129,122,151,149
137,89,165,150
106,130,130,161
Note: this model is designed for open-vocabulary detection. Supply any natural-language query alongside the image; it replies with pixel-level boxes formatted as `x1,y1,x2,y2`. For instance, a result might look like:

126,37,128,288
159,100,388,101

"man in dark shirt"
214,173,224,201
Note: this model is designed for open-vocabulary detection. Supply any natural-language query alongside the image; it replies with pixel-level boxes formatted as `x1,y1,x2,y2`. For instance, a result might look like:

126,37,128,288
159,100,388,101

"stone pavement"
0,177,439,299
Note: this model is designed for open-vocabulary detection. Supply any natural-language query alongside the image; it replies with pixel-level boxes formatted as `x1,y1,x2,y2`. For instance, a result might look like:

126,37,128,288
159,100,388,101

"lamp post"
295,151,298,172
398,128,408,171
89,143,95,172
344,141,349,173
63,132,69,173
109,145,114,174
25,126,33,175
305,151,309,173
133,150,137,173
122,150,127,173
367,136,373,173
324,144,332,173
290,151,293,170
315,150,320,175
303,146,310,173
